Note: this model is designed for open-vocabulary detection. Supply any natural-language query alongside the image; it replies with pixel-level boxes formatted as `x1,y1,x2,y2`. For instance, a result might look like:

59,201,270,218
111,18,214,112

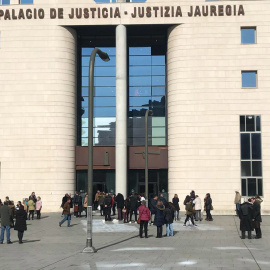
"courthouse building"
0,0,270,213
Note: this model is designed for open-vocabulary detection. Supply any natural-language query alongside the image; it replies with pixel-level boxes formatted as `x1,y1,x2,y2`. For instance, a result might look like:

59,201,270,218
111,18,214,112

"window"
241,27,256,44
0,0,10,5
94,0,146,2
20,0,34,4
241,71,257,88
240,115,263,196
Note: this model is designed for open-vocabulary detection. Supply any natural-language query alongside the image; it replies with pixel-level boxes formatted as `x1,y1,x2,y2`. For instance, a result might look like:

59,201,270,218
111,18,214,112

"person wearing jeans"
59,198,71,227
0,201,13,244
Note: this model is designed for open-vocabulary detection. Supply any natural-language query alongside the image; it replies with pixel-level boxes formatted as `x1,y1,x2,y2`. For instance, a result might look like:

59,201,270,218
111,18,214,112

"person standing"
115,193,124,221
104,193,112,221
28,197,35,220
138,200,151,238
153,200,165,238
251,197,262,239
239,199,253,239
59,198,71,227
0,201,13,244
35,196,42,219
94,190,100,211
172,194,180,221
98,192,105,216
164,202,175,236
205,193,213,221
14,205,27,244
29,192,37,203
73,191,80,217
183,197,197,227
83,193,88,217
149,195,158,225
193,195,202,221
234,191,241,217
129,194,138,222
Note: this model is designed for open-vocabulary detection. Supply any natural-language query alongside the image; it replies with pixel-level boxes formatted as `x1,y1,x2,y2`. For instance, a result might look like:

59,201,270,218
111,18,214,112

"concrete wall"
0,25,77,211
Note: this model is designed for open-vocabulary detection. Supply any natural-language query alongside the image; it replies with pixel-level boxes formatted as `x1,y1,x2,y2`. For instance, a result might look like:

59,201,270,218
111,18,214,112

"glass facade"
240,115,263,196
79,46,166,146
81,47,116,146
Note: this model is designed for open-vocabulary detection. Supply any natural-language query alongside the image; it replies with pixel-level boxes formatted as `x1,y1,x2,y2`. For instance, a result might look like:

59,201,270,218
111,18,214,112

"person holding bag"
138,200,151,238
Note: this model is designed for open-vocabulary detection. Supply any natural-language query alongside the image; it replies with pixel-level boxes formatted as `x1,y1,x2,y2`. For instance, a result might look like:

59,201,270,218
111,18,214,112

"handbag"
74,205,79,212
210,205,214,210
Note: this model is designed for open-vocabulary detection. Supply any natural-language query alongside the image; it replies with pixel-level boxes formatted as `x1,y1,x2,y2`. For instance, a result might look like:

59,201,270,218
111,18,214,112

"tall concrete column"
115,25,127,198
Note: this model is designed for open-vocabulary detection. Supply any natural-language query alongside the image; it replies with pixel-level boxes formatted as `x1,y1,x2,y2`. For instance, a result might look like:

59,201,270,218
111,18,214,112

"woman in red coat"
138,200,151,238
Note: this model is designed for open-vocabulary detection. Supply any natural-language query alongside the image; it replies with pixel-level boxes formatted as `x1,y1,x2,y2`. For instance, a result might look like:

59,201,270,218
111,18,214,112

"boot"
241,231,245,239
248,231,252,239
177,218,180,221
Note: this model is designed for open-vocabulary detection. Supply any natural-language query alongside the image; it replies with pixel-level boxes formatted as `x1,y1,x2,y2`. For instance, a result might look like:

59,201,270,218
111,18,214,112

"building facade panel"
0,25,77,211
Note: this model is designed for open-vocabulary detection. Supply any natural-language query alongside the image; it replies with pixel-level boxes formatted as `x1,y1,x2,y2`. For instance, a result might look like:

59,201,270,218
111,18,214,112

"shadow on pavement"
96,234,139,251
24,240,41,243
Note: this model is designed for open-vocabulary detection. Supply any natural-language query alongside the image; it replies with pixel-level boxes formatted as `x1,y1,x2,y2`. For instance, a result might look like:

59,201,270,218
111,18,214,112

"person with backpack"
164,202,175,236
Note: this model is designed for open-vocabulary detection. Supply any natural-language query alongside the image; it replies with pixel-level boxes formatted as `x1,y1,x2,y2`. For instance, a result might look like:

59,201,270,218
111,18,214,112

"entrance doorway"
139,182,158,200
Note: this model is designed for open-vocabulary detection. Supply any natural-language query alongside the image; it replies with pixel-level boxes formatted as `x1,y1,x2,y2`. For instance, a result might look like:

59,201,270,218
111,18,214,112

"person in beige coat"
193,195,202,221
234,191,241,217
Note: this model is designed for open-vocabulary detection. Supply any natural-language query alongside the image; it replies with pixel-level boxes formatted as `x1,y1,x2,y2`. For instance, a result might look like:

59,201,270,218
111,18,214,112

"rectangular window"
1,0,10,4
242,71,257,88
241,27,256,44
240,115,263,196
20,0,33,3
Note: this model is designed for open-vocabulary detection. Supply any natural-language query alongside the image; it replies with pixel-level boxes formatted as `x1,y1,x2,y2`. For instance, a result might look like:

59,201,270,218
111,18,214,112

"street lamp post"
145,109,153,207
83,48,110,253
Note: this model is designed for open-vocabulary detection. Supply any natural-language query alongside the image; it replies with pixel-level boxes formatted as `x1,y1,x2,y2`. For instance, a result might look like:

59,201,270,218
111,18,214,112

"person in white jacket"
193,195,202,221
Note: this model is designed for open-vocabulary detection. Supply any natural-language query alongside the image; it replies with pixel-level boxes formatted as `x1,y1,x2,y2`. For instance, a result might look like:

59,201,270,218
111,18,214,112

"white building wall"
167,17,270,214
0,25,77,211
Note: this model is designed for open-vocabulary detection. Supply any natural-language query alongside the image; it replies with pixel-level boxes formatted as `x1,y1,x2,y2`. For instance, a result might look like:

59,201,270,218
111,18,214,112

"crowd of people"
0,192,42,244
0,189,263,243
235,192,263,239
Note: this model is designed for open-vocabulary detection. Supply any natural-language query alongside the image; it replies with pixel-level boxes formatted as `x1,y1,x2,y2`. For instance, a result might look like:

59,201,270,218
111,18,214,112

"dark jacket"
104,195,112,208
115,193,124,209
239,202,253,232
14,209,27,231
0,205,13,226
149,198,157,213
252,201,262,222
164,207,174,224
172,197,180,211
154,205,165,227
205,197,212,210
129,195,138,210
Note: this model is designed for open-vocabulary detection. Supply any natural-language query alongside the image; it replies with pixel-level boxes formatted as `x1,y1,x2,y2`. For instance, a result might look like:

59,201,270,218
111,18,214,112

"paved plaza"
0,212,269,270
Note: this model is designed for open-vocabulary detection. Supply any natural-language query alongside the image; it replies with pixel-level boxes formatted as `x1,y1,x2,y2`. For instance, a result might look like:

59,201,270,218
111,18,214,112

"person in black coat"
251,197,262,239
14,205,27,244
149,195,158,224
115,193,124,220
204,193,213,221
104,193,112,221
154,200,165,238
164,202,175,237
239,200,253,239
129,194,138,222
172,194,180,221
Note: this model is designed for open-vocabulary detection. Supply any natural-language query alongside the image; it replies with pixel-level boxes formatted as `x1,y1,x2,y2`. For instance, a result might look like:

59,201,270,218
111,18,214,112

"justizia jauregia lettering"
187,5,245,17
131,6,182,18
